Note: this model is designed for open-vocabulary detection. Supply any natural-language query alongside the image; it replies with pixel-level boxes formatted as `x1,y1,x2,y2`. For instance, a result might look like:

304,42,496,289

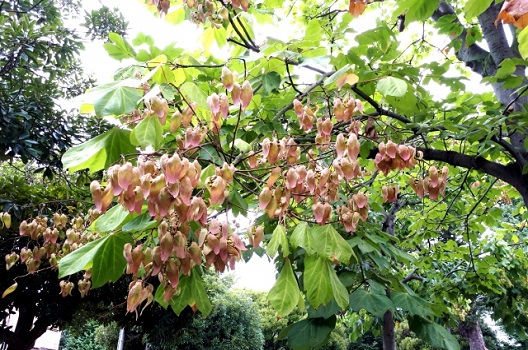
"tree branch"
418,148,528,205
273,71,334,121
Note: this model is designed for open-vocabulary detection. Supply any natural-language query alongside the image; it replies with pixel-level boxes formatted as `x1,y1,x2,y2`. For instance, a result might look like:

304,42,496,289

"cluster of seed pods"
409,166,449,200
336,192,369,233
4,210,100,298
374,140,418,175
333,96,363,122
123,217,247,312
207,66,253,131
183,0,248,27
88,152,250,313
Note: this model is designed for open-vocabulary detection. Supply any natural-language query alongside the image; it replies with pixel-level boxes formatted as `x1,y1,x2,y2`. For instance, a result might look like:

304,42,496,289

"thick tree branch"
432,1,491,76
418,148,528,205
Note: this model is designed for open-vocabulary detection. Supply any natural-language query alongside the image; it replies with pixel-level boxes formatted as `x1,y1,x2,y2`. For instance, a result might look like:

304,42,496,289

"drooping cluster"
123,218,247,309
374,140,418,175
183,0,249,26
4,211,100,298
207,67,253,131
336,192,369,233
333,96,363,122
409,166,449,200
90,156,241,238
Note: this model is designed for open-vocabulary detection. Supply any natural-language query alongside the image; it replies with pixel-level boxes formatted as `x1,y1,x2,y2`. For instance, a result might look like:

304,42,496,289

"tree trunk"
458,319,487,350
5,307,49,350
382,310,396,350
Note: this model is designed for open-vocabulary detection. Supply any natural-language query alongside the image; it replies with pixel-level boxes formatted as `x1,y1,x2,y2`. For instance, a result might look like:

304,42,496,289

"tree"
0,0,125,172
6,1,528,350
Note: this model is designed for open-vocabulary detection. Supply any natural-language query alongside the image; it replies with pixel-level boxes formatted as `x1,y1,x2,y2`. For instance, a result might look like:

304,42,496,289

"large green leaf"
290,222,317,254
104,32,137,60
130,115,164,150
122,212,158,233
409,316,461,350
180,81,208,109
286,316,336,350
62,128,136,173
327,262,349,310
377,77,408,97
92,205,135,233
519,26,528,60
261,71,281,94
58,233,133,288
391,290,434,317
464,0,493,18
312,224,354,264
170,269,212,316
395,0,439,23
266,224,289,258
349,288,394,317
82,78,143,116
268,259,300,316
304,254,333,308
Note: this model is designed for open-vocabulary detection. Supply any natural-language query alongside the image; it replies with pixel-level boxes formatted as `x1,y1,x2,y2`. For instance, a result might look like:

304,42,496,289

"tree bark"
382,309,396,350
458,319,488,350
5,307,50,350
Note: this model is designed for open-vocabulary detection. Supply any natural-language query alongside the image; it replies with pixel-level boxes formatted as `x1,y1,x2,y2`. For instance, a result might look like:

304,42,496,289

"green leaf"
58,233,133,288
233,138,251,152
308,299,341,319
104,32,137,60
229,190,248,216
268,259,300,316
290,222,317,254
165,6,186,25
122,212,158,233
262,71,281,94
83,79,143,116
304,254,333,308
390,291,434,317
92,205,135,233
519,26,528,60
409,316,461,350
327,262,349,310
199,164,216,189
395,0,439,23
464,0,494,18
349,288,394,317
312,224,354,264
170,269,212,316
62,128,136,173
154,284,170,309
286,316,336,350
377,77,408,97
324,65,351,86
266,224,289,257
214,27,227,48
130,115,164,150
180,82,209,109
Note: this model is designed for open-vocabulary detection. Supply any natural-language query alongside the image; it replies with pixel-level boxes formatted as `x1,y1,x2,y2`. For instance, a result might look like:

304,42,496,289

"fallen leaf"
2,282,17,298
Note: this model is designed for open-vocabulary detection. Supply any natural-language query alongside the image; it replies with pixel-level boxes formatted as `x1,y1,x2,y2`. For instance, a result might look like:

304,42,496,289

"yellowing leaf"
336,73,359,90
496,0,528,29
2,282,17,298
79,103,95,115
147,54,168,68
